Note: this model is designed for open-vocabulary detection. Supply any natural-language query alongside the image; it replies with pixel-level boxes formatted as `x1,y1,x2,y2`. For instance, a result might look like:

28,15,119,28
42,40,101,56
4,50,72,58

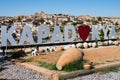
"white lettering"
1,26,17,46
92,25,100,40
19,26,34,45
64,25,76,42
38,26,50,43
0,25,118,46
102,25,109,39
51,26,63,43
109,25,117,39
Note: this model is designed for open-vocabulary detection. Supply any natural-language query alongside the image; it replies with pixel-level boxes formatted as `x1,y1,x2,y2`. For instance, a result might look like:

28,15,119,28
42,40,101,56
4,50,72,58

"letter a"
19,26,34,45
109,25,117,39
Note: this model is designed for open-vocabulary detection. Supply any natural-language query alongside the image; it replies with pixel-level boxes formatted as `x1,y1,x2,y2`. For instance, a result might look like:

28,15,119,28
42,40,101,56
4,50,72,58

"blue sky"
0,0,120,17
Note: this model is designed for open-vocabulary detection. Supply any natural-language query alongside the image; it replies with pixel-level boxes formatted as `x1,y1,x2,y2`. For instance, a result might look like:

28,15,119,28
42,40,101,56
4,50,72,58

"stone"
113,41,119,46
76,43,83,48
92,43,97,48
55,46,64,52
24,48,32,53
38,47,44,53
103,41,108,45
83,42,88,49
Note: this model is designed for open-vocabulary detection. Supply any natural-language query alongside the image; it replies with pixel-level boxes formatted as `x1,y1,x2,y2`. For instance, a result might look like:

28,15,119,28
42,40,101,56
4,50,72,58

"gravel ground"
71,71,120,80
1,53,120,80
0,53,50,80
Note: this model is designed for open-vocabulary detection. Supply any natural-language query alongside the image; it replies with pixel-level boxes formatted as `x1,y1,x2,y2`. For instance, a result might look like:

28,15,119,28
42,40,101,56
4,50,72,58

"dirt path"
29,46,120,65
84,46,120,63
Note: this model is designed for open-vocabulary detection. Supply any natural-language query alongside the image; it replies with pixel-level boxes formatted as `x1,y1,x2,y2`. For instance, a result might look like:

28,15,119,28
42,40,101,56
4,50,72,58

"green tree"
32,21,39,27
92,19,98,25
72,22,77,26
62,21,68,26
17,16,21,22
77,20,83,24
99,29,104,40
38,18,45,24
115,22,119,26
86,19,91,22
58,13,62,16
97,17,102,21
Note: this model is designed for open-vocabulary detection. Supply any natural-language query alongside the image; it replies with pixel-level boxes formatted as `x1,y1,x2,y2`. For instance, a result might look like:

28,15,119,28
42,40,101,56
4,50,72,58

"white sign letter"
19,26,34,45
102,26,109,39
64,25,76,42
92,25,100,40
38,26,50,43
1,26,17,46
51,26,63,43
109,25,117,39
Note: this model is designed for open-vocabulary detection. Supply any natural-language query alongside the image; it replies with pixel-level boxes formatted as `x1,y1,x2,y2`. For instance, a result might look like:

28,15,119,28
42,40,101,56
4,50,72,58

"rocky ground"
0,50,120,80
0,53,50,80
71,71,120,80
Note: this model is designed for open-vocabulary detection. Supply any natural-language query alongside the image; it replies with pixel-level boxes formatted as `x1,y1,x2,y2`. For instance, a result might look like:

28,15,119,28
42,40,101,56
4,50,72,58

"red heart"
78,25,90,41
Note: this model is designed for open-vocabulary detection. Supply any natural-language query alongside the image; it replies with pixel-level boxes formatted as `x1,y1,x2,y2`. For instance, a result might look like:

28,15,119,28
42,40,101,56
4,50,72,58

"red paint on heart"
78,25,90,41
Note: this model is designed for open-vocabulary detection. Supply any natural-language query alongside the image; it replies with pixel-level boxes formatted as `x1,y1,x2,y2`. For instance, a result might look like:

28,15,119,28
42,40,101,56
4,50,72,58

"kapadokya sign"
1,25,118,46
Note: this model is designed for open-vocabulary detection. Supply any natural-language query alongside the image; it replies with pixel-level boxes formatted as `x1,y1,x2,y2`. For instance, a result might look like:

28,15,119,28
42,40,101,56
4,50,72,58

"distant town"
0,11,120,27
0,11,120,45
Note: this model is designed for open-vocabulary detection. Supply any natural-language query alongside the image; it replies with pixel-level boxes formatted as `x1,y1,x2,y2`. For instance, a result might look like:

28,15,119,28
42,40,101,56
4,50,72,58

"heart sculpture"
78,25,90,41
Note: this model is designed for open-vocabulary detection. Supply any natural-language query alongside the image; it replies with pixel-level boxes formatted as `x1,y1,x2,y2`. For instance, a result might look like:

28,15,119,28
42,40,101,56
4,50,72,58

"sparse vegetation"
25,57,34,62
24,56,91,72
106,60,114,62
62,60,84,72
37,60,84,72
59,77,65,80
37,61,57,70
